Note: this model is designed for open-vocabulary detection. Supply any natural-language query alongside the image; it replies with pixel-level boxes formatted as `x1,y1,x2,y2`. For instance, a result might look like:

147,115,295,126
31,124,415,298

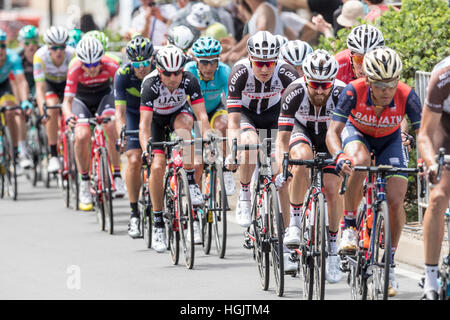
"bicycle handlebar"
231,137,273,165
76,115,115,126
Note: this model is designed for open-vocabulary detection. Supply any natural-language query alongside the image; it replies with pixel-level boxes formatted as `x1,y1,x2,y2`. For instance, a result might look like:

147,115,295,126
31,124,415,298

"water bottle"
0,136,4,163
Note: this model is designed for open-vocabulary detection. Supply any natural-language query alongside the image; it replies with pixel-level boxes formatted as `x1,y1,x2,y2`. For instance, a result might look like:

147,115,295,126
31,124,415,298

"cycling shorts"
151,103,193,153
342,121,409,179
73,92,115,125
0,79,17,105
125,110,141,152
208,104,228,128
45,80,66,101
241,103,280,140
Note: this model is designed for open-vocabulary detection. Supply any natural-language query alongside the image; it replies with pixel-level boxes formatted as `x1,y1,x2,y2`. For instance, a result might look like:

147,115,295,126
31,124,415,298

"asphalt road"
0,170,425,300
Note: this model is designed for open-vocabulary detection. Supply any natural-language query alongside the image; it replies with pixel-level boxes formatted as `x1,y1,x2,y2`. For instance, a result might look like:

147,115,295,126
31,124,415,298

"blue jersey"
114,63,144,116
0,49,24,83
184,61,230,114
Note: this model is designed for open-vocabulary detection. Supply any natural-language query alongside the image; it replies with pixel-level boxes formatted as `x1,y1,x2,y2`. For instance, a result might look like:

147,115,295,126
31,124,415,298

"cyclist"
17,25,40,96
417,55,450,300
114,35,154,239
225,30,299,228
0,28,33,169
139,45,211,252
67,28,83,48
326,47,422,296
276,49,346,280
34,26,76,173
334,24,384,84
185,36,235,195
167,25,196,57
63,36,125,211
279,40,313,77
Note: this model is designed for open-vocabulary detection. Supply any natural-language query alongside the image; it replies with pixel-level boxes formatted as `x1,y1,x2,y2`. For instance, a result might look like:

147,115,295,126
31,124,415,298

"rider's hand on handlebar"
427,163,439,185
65,114,77,128
225,154,238,172
335,153,353,177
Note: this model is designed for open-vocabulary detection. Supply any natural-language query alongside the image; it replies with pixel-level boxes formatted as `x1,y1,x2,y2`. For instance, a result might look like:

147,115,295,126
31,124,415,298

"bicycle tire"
68,133,79,211
267,183,284,297
62,133,70,208
3,126,17,200
26,122,40,187
370,200,391,300
201,207,212,255
313,192,326,300
141,166,152,248
300,195,314,300
164,170,179,264
100,147,114,235
92,152,105,231
212,165,227,258
177,168,195,269
254,192,270,291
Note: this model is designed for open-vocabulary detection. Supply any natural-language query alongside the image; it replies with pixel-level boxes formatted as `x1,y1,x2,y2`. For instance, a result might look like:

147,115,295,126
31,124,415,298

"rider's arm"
404,88,422,135
139,76,157,152
417,106,440,169
14,73,30,104
33,53,47,114
113,68,127,136
62,62,81,119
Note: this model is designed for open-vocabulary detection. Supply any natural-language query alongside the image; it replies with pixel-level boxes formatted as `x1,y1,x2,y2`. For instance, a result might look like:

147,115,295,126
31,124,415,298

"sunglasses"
351,54,364,65
132,60,151,68
25,40,38,46
198,58,219,66
50,45,66,51
251,59,277,68
0,43,6,49
306,80,334,90
161,69,183,77
83,61,101,68
369,79,398,89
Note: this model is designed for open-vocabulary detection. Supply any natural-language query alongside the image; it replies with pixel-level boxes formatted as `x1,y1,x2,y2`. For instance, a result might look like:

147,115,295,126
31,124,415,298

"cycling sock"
289,202,302,227
153,211,164,228
329,230,339,255
424,264,439,292
50,144,57,157
130,202,139,218
113,166,121,179
343,211,356,228
186,169,195,184
81,171,90,181
19,140,27,155
240,182,250,201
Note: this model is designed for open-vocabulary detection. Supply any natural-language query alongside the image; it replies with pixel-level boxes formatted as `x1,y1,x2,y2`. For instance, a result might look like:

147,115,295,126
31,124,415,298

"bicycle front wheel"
141,167,152,248
163,171,179,265
212,165,227,258
177,169,194,269
68,133,79,211
253,193,270,291
312,193,327,300
100,147,114,235
300,195,314,300
267,183,284,297
3,126,17,200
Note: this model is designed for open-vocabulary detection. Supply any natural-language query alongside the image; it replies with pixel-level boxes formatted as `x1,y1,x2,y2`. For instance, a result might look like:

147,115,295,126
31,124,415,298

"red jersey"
335,49,355,85
64,55,119,98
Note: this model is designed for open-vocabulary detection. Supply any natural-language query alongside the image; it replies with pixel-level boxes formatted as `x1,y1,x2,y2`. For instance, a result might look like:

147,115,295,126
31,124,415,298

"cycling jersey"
227,58,299,115
18,48,35,92
332,78,422,138
33,45,76,84
335,49,355,85
425,55,450,151
0,49,24,84
114,63,145,116
140,69,204,115
184,60,230,114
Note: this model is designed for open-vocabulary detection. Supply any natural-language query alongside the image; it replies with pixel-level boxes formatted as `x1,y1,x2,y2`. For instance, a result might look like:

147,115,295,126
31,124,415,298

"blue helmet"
192,36,222,58
0,29,6,41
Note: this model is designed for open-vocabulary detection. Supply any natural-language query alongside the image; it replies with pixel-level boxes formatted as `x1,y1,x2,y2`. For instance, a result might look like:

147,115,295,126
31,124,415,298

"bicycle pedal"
243,238,254,250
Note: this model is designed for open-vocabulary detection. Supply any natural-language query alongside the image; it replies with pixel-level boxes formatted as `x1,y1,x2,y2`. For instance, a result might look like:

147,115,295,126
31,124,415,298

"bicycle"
233,137,285,297
77,115,115,235
145,136,196,269
0,105,20,201
195,133,229,258
340,161,420,300
282,151,347,300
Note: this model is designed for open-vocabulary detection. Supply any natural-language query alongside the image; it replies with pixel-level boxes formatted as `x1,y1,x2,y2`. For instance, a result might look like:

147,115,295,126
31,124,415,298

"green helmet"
67,29,84,48
18,25,39,41
85,30,109,50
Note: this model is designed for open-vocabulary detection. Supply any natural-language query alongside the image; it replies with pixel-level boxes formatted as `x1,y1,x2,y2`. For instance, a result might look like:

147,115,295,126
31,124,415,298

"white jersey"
33,45,76,83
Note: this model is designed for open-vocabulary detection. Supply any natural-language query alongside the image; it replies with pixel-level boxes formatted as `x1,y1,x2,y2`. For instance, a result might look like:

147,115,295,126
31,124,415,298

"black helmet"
126,36,154,62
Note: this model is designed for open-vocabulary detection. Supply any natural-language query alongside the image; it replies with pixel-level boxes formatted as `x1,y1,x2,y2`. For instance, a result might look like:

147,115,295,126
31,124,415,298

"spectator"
363,0,399,22
203,0,236,38
170,1,221,30
129,0,176,47
204,22,236,54
185,2,217,42
80,14,99,33
333,0,365,34
278,0,343,25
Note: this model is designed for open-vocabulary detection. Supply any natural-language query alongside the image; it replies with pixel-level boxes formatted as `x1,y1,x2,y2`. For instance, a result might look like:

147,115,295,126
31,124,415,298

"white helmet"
247,31,280,60
280,40,313,66
347,24,384,55
302,49,339,81
275,34,288,47
186,3,213,29
155,45,185,72
167,25,196,51
76,36,104,64
363,47,402,80
43,26,69,45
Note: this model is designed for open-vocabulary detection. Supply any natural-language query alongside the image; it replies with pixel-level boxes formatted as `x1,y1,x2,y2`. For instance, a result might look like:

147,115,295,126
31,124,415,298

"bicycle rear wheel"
100,147,114,235
164,171,179,264
313,193,327,300
253,193,270,291
267,183,284,297
370,200,391,300
92,153,105,231
300,196,314,300
3,126,17,200
62,133,70,208
177,169,194,269
212,165,227,258
68,133,79,211
140,166,152,247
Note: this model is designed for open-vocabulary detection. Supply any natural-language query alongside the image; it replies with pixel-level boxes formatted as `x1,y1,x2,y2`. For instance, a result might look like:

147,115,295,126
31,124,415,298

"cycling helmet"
247,31,280,60
275,34,288,47
76,36,104,64
43,26,69,45
85,30,109,50
280,40,313,66
363,47,402,81
67,29,84,48
167,26,195,51
0,28,6,41
192,36,222,57
346,24,384,55
155,45,185,72
18,25,39,41
186,3,213,29
126,35,154,62
302,49,339,81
